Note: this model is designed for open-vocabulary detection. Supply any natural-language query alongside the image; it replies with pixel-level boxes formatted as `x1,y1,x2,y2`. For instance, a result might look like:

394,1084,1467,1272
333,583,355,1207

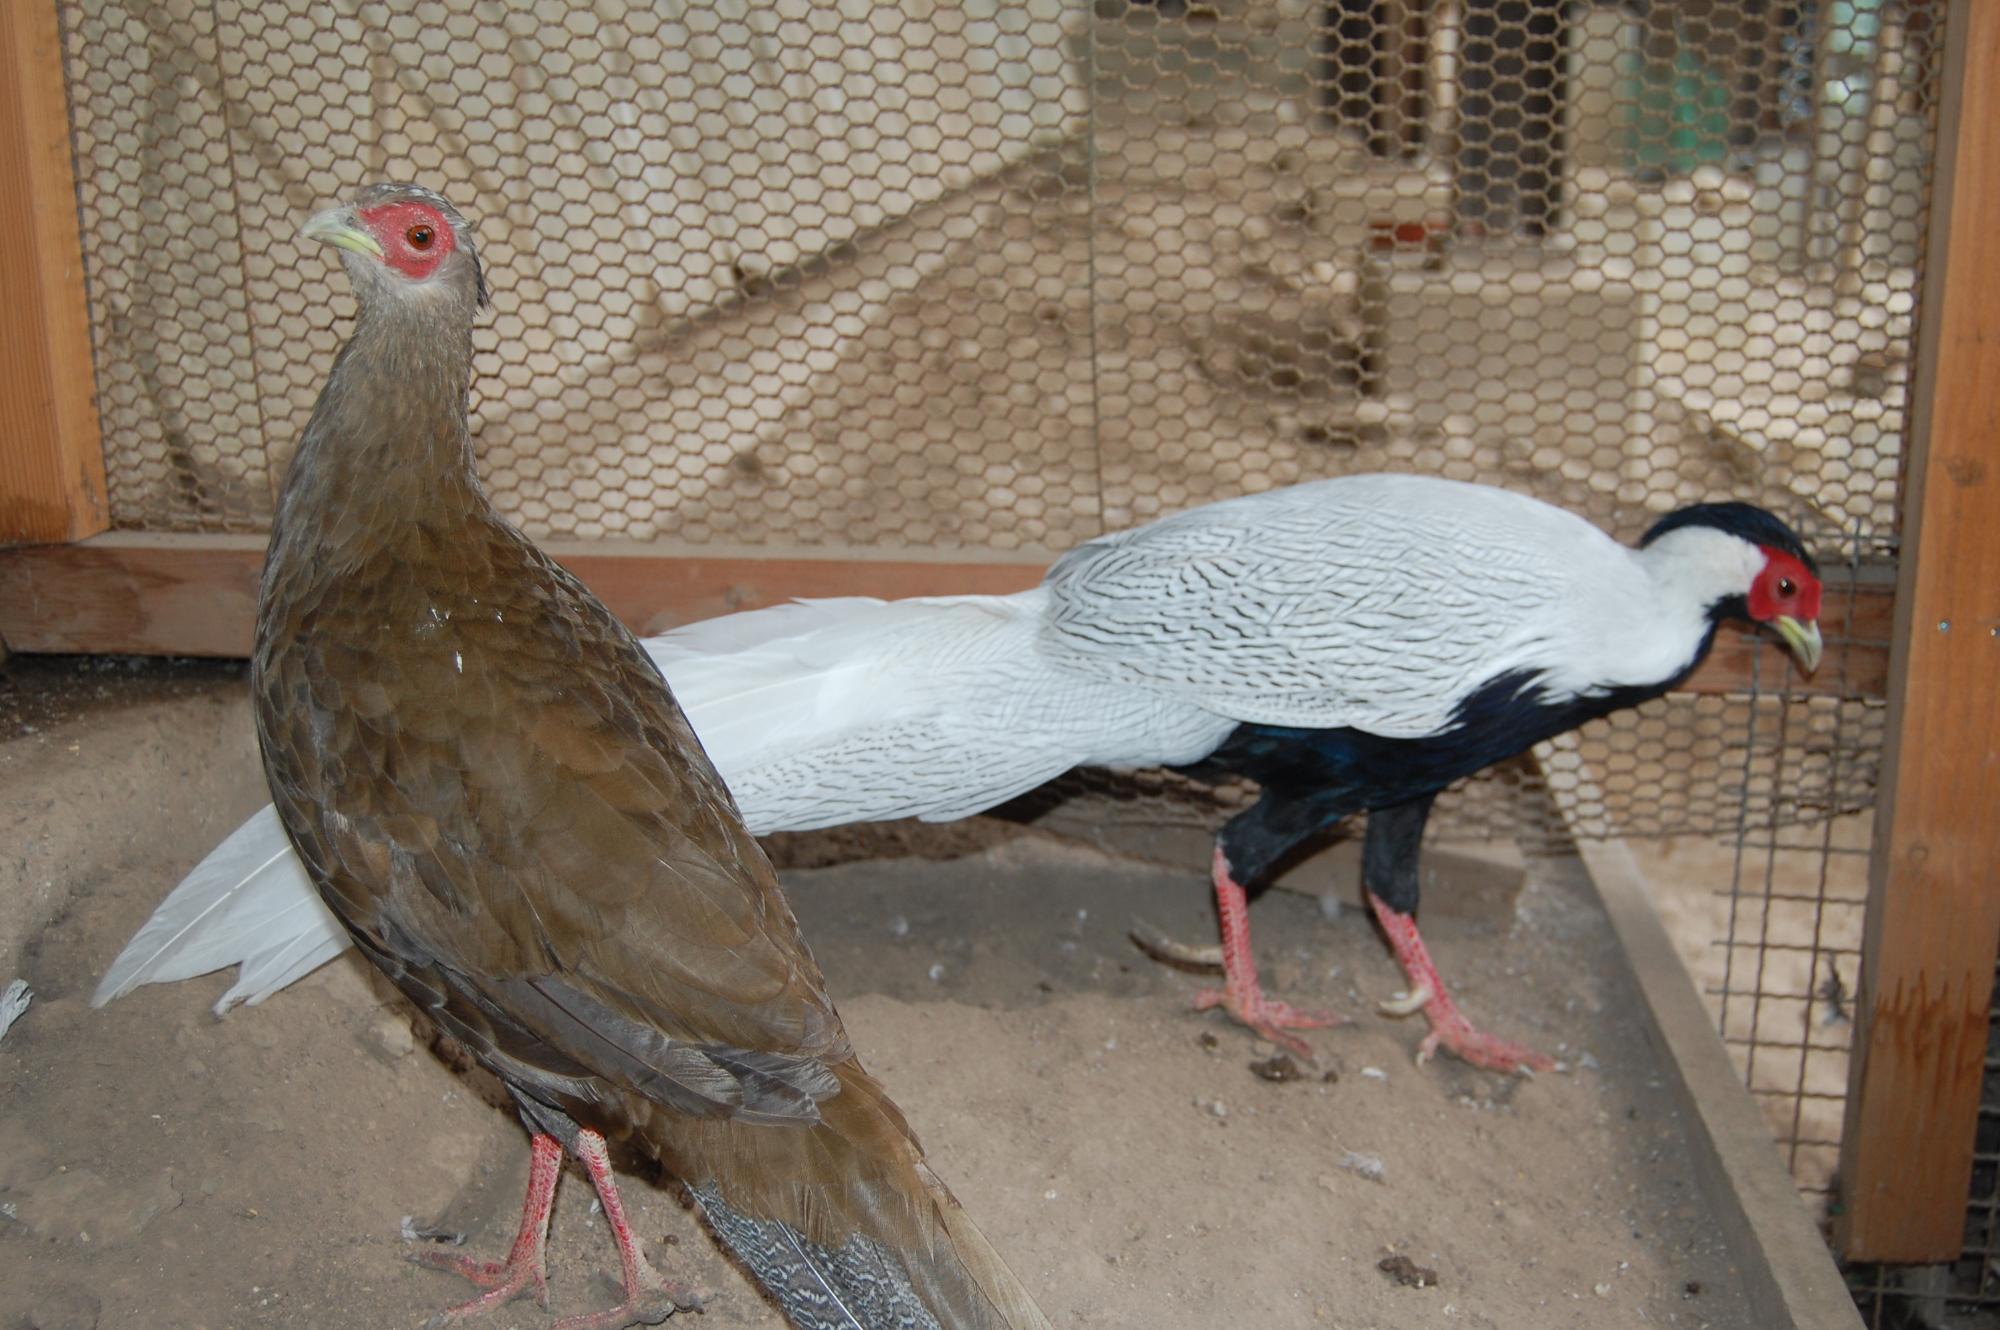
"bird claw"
551,1277,705,1330
1377,981,1434,1018
411,1246,550,1311
1129,920,1226,972
1417,1020,1555,1075
1192,985,1343,1059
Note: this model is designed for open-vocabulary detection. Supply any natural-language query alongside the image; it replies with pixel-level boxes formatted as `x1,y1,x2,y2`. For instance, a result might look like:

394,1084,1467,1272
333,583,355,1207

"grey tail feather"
691,1185,941,1330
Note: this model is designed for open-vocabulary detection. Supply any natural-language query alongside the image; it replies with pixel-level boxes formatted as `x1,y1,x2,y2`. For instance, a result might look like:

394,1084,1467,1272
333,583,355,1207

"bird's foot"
1413,1009,1555,1075
1192,848,1344,1057
413,1245,550,1326
550,1129,705,1329
1368,895,1554,1075
1192,983,1343,1059
1378,979,1553,1073
551,1266,705,1330
414,1132,563,1326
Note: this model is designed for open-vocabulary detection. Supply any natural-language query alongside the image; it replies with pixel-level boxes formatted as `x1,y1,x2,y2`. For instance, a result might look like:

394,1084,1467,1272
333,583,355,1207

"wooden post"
0,1,108,546
1837,0,2000,1263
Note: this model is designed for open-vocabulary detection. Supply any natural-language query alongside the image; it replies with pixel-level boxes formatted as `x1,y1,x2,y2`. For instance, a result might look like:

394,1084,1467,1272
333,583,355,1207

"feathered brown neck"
267,292,484,577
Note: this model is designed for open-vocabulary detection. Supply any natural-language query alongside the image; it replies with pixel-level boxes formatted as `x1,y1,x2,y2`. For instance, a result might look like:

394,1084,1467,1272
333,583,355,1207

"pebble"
1338,1150,1386,1183
364,1013,416,1060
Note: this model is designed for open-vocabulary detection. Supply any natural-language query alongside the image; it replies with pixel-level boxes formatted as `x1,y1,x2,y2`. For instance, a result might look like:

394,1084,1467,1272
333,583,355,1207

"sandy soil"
1,658,1763,1330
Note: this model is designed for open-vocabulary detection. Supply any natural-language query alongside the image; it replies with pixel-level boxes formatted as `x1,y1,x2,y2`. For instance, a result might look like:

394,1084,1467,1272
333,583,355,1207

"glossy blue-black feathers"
1641,503,1818,575
1194,665,1694,909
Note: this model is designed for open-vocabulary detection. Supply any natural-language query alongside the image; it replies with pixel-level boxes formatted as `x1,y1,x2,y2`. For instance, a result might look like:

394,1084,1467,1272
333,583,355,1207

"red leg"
1192,845,1343,1056
413,1130,560,1324
553,1130,701,1330
1368,893,1554,1074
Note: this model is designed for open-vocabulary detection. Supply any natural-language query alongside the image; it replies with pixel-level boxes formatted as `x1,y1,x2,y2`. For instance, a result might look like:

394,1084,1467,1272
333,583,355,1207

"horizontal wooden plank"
0,534,1891,701
0,533,1046,657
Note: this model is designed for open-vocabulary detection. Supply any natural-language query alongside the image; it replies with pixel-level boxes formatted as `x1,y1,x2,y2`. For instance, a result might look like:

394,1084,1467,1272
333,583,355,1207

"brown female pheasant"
254,182,1050,1330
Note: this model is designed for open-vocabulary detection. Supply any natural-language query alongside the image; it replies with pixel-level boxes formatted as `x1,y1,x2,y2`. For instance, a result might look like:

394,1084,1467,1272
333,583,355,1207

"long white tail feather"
644,595,893,657
99,591,1233,1012
93,805,346,1012
217,894,352,1012
644,592,1046,780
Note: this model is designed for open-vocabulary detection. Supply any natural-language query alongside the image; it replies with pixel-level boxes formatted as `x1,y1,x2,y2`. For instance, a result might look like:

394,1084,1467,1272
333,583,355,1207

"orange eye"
407,224,435,250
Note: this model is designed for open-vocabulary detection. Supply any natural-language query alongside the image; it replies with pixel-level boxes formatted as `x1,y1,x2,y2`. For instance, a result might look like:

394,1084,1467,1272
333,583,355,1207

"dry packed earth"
2,657,1761,1329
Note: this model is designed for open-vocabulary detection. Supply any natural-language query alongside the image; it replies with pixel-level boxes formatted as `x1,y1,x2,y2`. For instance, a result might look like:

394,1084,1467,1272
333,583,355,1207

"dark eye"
1778,577,1797,598
407,224,435,250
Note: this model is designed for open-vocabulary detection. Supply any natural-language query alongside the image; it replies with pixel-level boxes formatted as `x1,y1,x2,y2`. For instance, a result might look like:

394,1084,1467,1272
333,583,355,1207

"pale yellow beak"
299,206,383,258
1773,616,1823,676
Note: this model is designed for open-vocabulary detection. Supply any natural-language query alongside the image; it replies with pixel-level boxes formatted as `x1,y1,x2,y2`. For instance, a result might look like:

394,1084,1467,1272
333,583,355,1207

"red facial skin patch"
357,200,455,281
1747,546,1822,623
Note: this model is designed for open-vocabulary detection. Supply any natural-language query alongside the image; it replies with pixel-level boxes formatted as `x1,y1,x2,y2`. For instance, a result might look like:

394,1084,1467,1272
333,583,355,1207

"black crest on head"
353,180,488,308
1640,502,1818,576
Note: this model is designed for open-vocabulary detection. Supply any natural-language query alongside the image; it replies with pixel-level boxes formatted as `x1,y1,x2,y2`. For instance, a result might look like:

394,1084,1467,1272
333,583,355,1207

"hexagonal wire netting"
57,0,1947,1274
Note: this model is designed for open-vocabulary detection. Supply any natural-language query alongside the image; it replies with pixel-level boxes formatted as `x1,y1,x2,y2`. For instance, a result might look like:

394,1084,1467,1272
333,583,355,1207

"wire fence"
56,0,1954,1307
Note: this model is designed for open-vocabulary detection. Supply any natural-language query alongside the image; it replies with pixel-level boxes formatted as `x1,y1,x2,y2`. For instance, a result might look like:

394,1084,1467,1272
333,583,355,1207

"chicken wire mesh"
60,0,1931,548
57,0,1945,1258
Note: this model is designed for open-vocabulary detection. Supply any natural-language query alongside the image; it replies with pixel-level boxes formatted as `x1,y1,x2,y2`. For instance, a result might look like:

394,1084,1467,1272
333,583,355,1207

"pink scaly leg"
1192,845,1343,1057
553,1129,701,1330
413,1130,561,1325
1368,894,1553,1074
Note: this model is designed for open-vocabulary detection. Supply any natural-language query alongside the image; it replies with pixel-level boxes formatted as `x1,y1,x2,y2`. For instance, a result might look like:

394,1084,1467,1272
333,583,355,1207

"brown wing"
255,516,847,1130
257,515,1052,1329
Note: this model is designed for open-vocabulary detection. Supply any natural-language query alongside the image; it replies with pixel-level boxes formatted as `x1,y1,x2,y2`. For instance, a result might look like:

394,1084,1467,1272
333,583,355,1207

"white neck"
1539,525,1760,697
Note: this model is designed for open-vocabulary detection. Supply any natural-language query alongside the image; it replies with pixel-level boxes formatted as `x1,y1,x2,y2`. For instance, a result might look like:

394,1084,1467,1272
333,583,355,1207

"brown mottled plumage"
254,183,1051,1330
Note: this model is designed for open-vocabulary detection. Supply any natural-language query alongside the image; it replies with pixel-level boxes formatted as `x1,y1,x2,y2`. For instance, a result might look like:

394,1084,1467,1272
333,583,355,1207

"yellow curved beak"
299,207,383,258
1773,616,1823,676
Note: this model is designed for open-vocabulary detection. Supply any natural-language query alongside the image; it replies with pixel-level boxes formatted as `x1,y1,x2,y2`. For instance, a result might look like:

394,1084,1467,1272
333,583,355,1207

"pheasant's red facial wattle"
1747,547,1822,623
357,200,455,281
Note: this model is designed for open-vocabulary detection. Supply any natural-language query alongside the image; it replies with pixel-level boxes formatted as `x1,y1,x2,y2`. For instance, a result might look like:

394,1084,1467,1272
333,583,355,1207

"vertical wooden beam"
1837,0,2000,1263
0,1,107,546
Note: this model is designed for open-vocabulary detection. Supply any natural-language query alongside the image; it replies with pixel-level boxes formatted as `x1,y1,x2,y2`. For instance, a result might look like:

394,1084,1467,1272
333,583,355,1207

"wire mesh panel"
62,0,1091,545
59,0,1945,1258
59,0,1934,549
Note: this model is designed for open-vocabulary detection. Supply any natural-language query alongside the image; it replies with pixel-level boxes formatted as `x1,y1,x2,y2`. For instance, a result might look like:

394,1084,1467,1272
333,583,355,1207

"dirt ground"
1,656,1765,1330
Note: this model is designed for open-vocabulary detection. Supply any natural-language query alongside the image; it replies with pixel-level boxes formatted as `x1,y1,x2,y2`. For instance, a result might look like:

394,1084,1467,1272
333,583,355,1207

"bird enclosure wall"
16,0,1981,1311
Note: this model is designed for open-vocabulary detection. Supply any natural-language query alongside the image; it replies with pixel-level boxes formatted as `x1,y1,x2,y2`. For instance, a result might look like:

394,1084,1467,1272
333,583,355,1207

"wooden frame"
0,532,1892,698
0,1,108,546
0,534,1049,657
1836,0,2000,1264
1,0,1980,1262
